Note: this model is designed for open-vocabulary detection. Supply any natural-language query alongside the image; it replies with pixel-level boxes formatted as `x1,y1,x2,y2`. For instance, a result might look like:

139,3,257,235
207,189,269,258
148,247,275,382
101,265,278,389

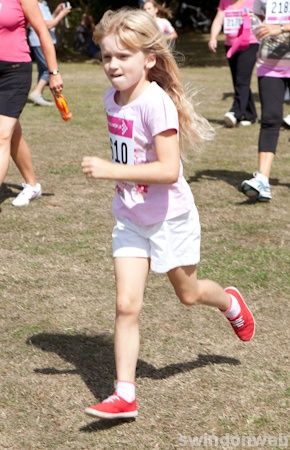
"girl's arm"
208,9,224,53
82,129,180,185
20,0,63,92
167,29,178,41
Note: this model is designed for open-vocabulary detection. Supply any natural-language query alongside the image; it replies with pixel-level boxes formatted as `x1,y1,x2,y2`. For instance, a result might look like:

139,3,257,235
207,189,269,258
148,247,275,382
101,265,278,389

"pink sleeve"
218,0,227,11
144,89,179,137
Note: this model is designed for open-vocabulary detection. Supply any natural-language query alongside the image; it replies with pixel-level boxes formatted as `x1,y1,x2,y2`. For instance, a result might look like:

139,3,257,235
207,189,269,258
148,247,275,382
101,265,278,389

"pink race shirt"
0,0,31,62
156,17,175,36
104,82,195,226
219,0,258,46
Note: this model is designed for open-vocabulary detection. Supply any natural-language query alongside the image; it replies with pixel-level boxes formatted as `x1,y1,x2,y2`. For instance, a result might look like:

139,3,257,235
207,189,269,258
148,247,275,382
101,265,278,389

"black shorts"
0,61,32,119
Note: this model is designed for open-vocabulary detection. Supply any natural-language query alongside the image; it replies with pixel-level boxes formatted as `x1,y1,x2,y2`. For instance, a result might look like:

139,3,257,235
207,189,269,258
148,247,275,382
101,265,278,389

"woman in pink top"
0,0,62,209
208,0,259,127
81,8,255,421
241,0,290,202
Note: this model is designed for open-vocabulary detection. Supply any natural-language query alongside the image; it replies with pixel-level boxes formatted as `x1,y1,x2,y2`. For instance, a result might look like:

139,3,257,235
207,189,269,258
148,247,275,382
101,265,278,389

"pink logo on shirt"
107,114,133,138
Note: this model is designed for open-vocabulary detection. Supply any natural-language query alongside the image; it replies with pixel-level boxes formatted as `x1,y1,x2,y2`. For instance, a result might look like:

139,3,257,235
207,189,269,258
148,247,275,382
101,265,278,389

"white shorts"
112,206,201,273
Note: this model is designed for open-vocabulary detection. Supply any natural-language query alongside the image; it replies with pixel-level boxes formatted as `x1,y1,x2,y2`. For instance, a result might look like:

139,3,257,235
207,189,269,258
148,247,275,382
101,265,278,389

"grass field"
1,33,290,450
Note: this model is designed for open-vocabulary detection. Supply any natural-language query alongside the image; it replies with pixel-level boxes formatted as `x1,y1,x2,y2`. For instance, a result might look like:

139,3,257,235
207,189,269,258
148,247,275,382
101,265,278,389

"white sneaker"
239,120,253,127
29,92,53,106
283,114,290,127
241,172,272,202
12,183,42,207
224,111,237,128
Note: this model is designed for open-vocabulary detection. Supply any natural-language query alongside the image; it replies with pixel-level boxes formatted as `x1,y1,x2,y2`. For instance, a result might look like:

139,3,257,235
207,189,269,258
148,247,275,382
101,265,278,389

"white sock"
225,294,241,319
116,381,135,403
256,172,269,184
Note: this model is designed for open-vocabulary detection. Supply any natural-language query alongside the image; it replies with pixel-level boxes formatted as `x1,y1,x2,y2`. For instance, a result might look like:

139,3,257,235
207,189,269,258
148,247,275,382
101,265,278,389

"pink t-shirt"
104,82,195,226
219,0,258,46
0,0,31,62
156,17,175,36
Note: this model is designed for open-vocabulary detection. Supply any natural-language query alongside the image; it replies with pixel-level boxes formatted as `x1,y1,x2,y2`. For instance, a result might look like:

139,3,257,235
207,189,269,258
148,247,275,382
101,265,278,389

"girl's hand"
81,156,113,179
208,38,218,53
255,23,282,39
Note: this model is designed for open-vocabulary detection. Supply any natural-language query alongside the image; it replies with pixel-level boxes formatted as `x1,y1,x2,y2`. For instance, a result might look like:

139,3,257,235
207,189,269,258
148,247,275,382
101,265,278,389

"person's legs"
114,257,149,383
85,256,149,419
11,120,36,185
224,48,238,127
234,44,259,123
29,47,52,106
241,76,285,201
167,265,255,341
10,120,42,207
167,265,230,310
0,115,17,185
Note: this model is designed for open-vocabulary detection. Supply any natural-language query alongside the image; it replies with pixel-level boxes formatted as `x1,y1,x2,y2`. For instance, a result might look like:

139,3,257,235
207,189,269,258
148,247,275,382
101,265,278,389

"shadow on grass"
0,183,17,205
27,333,240,430
0,182,54,206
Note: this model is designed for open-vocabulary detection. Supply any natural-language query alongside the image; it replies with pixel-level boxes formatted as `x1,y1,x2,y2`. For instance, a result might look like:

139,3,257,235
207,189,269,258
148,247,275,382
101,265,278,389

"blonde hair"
94,8,213,153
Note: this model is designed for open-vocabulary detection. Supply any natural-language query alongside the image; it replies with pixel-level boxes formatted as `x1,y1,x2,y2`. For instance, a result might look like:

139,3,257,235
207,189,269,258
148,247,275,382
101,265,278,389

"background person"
28,0,71,106
241,0,290,201
74,13,100,59
81,8,255,420
0,0,63,207
143,0,178,41
208,0,259,127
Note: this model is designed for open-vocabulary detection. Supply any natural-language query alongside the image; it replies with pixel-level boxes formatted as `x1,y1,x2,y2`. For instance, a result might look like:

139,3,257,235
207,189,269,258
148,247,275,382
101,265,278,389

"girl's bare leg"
167,265,230,310
114,257,150,382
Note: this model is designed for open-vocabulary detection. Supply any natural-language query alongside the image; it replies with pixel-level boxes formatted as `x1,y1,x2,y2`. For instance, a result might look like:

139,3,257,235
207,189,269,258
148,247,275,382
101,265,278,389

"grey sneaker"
241,173,272,202
224,111,237,128
12,183,42,207
29,92,53,106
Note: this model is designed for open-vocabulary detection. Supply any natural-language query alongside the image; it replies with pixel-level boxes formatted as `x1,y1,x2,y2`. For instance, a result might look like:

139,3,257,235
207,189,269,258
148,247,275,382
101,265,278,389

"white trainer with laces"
224,111,237,128
12,183,42,207
241,172,272,202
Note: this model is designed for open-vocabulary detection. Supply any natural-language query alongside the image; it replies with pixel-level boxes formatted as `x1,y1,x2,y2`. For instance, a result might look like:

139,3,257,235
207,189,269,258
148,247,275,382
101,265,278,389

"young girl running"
143,0,177,41
82,8,255,420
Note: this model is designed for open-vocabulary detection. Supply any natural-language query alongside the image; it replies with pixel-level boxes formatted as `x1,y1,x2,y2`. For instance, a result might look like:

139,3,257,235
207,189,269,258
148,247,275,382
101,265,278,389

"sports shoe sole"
240,182,259,200
224,116,237,128
84,407,138,419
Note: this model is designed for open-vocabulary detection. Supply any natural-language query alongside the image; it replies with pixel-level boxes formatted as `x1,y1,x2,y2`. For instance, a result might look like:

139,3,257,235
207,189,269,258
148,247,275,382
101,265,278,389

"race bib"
266,0,290,23
224,9,243,34
107,114,135,165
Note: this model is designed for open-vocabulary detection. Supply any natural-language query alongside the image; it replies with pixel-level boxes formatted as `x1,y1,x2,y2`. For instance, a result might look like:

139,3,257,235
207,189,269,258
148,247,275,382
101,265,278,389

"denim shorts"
0,61,32,118
112,206,201,273
31,46,49,82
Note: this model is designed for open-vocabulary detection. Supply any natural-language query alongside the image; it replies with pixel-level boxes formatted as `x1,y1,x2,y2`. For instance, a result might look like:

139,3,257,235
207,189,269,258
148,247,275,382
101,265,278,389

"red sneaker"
224,287,255,342
84,393,138,419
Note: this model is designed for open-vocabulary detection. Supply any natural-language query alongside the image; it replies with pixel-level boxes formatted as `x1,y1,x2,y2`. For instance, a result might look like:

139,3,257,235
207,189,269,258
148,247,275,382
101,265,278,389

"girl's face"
144,2,158,18
100,34,155,103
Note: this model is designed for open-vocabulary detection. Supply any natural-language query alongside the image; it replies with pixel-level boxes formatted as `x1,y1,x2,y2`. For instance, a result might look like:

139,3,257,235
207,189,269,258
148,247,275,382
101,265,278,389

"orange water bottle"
53,93,72,121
